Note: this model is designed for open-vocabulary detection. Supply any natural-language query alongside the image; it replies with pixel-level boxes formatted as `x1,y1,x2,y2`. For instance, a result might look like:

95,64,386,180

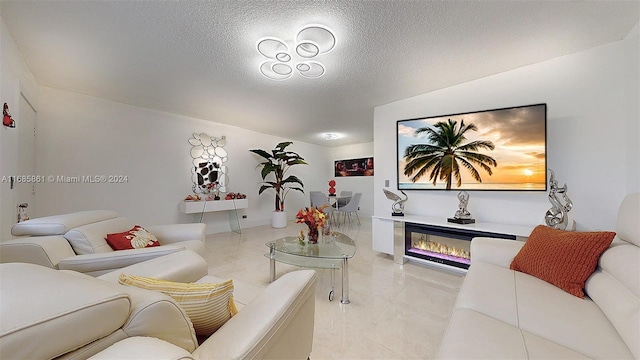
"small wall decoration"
3,103,15,128
334,157,374,177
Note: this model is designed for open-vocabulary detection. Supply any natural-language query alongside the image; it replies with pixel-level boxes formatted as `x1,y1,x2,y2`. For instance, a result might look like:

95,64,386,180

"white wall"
328,142,374,217
374,33,639,231
0,16,40,240
35,87,332,234
3,8,372,236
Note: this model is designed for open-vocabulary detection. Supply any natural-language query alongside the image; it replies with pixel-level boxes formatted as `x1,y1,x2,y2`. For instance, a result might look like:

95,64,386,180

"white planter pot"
272,211,288,228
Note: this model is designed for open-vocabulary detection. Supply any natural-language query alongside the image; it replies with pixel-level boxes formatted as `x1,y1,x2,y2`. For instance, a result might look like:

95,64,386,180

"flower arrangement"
296,205,328,229
295,205,328,244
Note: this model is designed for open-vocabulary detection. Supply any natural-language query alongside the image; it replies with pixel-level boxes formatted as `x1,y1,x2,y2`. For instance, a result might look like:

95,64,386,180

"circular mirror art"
190,133,229,195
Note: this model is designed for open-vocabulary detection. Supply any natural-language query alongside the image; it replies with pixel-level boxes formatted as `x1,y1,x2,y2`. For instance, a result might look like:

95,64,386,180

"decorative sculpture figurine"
328,179,336,196
545,169,575,230
383,188,408,216
448,191,475,224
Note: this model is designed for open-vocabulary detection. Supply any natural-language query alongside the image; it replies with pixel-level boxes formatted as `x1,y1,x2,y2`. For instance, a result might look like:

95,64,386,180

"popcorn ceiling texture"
1,1,638,146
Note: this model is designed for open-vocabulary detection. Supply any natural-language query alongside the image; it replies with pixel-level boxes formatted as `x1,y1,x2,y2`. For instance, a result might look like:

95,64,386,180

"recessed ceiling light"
324,133,340,140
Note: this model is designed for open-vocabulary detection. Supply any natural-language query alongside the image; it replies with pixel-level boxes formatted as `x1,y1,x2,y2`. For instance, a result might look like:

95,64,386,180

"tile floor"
201,217,465,360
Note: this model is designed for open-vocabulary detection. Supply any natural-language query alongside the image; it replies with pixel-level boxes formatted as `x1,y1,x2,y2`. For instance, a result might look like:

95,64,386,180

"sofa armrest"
146,223,206,244
98,250,209,284
193,270,318,360
0,236,75,268
59,246,186,277
470,237,525,268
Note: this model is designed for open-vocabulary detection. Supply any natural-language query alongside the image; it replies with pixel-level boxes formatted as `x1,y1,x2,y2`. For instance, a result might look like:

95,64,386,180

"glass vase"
307,227,319,244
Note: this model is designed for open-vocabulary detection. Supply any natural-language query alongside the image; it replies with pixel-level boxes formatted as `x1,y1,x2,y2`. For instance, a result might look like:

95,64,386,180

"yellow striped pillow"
119,274,238,336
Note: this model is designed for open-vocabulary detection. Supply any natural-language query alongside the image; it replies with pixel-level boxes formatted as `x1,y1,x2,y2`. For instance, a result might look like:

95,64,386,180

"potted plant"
250,142,307,228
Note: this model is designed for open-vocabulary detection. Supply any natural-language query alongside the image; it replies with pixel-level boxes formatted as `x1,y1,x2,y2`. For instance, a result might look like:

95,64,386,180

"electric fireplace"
405,223,516,270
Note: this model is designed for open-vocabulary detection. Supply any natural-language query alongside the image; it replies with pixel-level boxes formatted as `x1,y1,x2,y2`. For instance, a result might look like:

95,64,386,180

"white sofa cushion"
65,217,135,254
438,308,591,359
453,262,519,327
97,250,209,284
514,269,632,359
89,337,194,360
453,260,634,359
11,210,118,236
0,263,131,360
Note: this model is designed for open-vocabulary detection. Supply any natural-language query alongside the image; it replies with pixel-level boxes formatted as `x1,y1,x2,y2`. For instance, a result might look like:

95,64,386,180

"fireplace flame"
413,239,470,260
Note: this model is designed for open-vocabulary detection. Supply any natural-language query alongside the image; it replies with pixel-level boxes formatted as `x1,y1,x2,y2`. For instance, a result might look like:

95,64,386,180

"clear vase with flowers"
295,205,328,244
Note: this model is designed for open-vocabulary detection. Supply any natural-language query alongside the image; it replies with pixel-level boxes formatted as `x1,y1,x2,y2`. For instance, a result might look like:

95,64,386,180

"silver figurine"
383,188,408,216
545,169,575,230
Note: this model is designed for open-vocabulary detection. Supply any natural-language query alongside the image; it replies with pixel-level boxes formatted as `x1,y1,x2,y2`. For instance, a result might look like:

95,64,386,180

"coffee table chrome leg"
269,244,276,282
341,256,350,304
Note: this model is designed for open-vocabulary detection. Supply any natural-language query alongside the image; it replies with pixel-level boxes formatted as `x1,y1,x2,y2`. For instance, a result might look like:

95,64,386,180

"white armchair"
0,251,317,360
0,210,205,276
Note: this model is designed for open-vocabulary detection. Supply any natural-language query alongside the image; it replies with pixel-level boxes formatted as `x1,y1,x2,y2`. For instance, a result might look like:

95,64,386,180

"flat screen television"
397,103,547,191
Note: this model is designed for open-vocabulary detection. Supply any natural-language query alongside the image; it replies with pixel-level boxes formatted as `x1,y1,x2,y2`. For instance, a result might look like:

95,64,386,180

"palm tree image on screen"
403,119,497,190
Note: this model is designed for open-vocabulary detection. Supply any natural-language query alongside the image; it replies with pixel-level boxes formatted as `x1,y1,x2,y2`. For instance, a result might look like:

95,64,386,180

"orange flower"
295,205,327,229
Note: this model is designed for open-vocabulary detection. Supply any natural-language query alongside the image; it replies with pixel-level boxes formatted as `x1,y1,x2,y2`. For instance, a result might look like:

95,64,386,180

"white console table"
372,214,534,270
179,198,248,233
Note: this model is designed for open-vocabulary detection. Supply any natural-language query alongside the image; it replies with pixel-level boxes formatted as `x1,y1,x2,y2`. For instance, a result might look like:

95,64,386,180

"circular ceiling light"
296,25,336,55
296,61,325,78
272,63,292,76
257,37,290,59
296,63,310,72
259,60,292,81
296,41,320,58
275,52,291,62
257,25,335,80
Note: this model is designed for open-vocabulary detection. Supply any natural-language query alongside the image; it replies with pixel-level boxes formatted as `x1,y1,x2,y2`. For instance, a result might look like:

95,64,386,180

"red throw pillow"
106,225,160,251
510,225,615,298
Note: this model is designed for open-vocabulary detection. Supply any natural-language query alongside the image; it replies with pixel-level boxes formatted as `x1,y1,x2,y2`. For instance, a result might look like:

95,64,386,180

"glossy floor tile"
203,217,464,359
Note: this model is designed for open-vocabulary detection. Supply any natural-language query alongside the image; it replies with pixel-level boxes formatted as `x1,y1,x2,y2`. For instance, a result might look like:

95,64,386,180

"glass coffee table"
265,232,356,304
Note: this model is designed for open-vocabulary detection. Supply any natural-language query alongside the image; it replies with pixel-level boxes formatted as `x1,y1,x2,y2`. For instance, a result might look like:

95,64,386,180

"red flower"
295,205,328,230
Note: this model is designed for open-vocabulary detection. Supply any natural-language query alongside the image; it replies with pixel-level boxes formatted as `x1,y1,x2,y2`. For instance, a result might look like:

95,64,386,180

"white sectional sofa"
0,250,318,359
0,210,204,276
438,193,639,359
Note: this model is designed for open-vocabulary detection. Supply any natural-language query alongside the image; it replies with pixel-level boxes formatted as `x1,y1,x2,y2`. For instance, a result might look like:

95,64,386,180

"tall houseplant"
250,142,307,227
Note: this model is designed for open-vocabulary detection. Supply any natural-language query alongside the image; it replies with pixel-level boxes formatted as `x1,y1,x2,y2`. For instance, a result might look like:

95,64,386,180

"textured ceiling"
1,1,638,146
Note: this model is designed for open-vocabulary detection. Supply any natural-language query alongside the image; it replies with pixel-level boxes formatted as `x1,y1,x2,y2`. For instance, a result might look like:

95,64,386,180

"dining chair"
337,190,352,208
336,193,362,226
309,191,325,207
310,191,337,225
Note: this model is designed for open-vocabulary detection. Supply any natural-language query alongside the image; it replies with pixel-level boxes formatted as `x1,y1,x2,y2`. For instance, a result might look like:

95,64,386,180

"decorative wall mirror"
189,133,228,196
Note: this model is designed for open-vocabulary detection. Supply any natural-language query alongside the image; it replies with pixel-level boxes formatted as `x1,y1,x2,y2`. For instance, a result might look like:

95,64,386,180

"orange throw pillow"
106,225,160,251
510,225,615,298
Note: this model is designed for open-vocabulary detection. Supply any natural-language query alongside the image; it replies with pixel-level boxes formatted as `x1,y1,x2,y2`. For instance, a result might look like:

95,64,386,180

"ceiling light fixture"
324,133,340,140
257,24,336,81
